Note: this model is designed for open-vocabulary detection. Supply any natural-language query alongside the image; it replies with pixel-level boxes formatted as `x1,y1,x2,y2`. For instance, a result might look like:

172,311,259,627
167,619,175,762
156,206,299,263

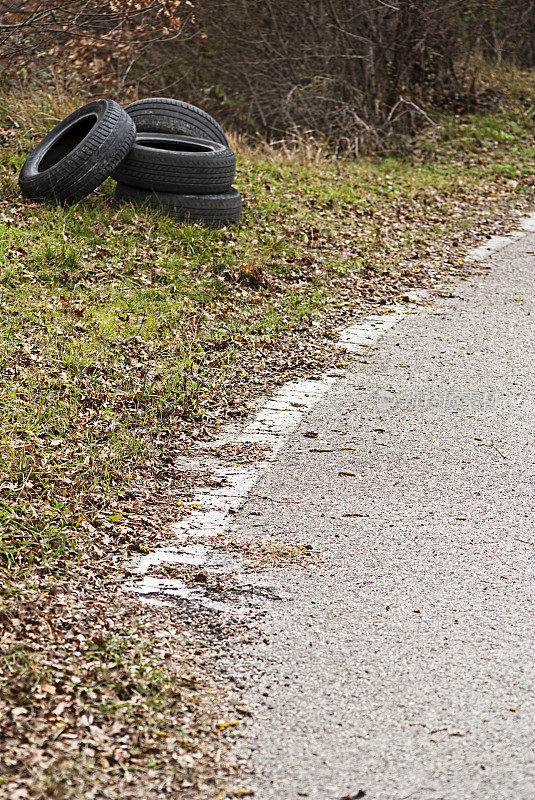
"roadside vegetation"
0,66,534,798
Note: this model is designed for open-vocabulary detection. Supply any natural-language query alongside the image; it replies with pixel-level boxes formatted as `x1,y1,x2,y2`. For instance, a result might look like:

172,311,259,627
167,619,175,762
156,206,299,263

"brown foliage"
0,1,191,92
126,0,535,147
1,1,533,144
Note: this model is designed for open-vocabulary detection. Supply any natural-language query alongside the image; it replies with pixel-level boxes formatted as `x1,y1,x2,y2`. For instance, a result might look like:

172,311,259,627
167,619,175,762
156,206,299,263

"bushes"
142,0,534,146
1,1,533,147
162,0,470,147
0,1,189,91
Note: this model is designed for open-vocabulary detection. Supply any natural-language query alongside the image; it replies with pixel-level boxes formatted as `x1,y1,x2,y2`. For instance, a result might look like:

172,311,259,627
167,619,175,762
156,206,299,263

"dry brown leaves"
0,573,247,799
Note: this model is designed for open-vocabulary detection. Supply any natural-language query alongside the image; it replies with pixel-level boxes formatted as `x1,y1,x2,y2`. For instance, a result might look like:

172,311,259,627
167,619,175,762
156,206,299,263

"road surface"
223,230,535,800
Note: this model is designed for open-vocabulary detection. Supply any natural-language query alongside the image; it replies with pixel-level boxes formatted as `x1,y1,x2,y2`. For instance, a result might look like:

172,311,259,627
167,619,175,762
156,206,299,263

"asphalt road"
224,231,535,800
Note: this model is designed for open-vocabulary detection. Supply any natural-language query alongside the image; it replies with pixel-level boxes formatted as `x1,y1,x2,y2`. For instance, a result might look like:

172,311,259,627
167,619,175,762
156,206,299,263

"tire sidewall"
19,99,109,185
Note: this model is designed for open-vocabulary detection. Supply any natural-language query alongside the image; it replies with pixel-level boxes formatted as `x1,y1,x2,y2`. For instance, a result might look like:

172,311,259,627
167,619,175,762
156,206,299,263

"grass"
0,65,534,797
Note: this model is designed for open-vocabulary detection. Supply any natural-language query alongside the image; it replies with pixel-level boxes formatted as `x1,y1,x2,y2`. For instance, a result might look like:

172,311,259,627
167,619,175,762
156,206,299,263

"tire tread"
112,135,236,194
125,98,228,145
114,183,242,227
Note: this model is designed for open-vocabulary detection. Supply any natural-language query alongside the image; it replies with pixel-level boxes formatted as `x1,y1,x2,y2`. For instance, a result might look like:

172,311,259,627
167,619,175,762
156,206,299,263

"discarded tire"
17,95,242,226
124,97,228,146
114,183,242,227
19,99,135,203
111,133,236,194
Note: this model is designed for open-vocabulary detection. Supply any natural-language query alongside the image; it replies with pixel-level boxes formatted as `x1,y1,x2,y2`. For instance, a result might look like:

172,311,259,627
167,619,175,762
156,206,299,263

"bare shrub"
1,1,532,147
0,1,192,93
126,1,534,148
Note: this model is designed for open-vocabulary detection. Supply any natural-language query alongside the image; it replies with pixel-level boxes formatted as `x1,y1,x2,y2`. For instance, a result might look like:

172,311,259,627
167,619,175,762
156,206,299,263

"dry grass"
211,536,319,571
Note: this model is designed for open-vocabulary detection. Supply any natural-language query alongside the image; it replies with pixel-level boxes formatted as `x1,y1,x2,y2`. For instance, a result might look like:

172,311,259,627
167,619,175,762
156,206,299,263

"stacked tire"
18,98,242,227
113,99,241,227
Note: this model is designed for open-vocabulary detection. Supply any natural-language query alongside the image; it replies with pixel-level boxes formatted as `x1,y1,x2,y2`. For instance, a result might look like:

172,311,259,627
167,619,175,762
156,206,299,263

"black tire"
19,99,135,203
114,183,242,227
111,133,236,194
124,97,228,146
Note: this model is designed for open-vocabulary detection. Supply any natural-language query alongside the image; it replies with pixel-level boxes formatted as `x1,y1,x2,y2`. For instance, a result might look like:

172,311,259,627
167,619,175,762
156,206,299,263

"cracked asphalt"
222,231,535,799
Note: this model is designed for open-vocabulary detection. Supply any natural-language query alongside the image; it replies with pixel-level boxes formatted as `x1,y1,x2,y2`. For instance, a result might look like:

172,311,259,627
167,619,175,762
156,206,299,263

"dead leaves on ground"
0,578,241,799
